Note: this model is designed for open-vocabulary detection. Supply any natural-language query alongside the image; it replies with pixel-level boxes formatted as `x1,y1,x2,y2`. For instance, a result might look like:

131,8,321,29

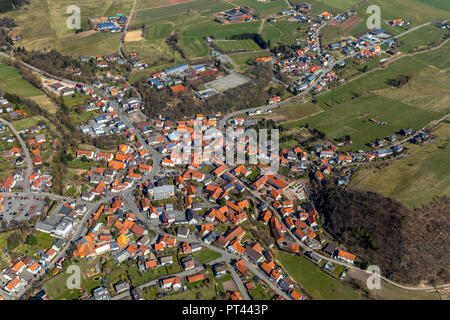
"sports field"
214,39,260,51
0,62,58,113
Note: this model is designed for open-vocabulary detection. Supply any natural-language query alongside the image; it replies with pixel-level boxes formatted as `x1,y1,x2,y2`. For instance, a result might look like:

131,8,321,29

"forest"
313,180,450,285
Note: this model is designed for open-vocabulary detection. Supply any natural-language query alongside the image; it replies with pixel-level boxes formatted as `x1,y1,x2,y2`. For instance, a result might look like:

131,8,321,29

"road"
0,117,32,192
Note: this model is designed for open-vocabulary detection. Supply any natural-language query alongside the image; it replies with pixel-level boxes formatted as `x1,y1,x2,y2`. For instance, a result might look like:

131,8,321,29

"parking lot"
206,74,249,92
0,195,46,223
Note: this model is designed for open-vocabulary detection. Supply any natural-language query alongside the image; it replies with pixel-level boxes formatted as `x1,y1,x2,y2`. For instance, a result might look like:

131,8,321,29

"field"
350,121,450,209
5,0,133,51
347,268,443,300
191,248,222,264
260,20,306,46
279,46,449,150
397,24,449,53
214,39,260,51
232,0,290,17
229,49,271,72
55,32,122,57
0,63,58,113
275,250,366,300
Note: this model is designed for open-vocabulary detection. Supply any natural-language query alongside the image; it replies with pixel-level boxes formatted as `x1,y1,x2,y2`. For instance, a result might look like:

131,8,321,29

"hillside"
314,181,450,285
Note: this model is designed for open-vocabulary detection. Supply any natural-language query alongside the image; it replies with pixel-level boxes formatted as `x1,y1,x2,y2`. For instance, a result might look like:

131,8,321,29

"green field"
350,122,450,209
214,39,261,51
0,63,58,113
191,248,222,264
275,250,366,300
229,49,271,72
55,32,122,57
261,20,306,46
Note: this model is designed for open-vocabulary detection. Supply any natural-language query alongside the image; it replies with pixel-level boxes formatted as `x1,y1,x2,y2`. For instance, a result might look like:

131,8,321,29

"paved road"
0,118,32,192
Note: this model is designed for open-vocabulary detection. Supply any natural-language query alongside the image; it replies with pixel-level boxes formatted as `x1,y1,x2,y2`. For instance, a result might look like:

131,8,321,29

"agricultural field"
5,0,133,51
279,50,449,150
213,39,261,52
274,250,366,300
232,0,290,17
0,62,58,113
350,121,450,209
133,0,233,25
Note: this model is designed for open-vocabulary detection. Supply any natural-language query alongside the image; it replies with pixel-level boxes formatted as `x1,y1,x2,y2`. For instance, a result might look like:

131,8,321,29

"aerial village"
0,1,442,301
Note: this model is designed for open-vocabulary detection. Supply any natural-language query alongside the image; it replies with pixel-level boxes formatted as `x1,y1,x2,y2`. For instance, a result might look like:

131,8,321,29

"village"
0,0,448,303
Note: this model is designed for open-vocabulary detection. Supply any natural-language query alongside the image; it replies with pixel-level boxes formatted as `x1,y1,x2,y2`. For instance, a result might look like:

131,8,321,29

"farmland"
232,0,290,17
4,0,133,51
350,121,450,209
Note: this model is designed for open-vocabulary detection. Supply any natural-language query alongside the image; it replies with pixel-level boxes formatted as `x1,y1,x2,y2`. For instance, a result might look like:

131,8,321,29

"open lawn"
0,63,57,113
350,122,450,209
275,250,366,300
192,248,222,264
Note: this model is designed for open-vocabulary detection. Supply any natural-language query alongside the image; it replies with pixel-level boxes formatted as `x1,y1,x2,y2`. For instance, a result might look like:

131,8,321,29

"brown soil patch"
124,29,144,42
221,280,238,292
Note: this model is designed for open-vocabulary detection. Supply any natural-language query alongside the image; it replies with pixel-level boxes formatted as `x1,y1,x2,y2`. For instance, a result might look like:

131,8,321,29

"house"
114,280,130,293
186,273,204,283
335,250,356,264
177,226,190,238
213,263,227,277
181,256,195,270
92,287,110,300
